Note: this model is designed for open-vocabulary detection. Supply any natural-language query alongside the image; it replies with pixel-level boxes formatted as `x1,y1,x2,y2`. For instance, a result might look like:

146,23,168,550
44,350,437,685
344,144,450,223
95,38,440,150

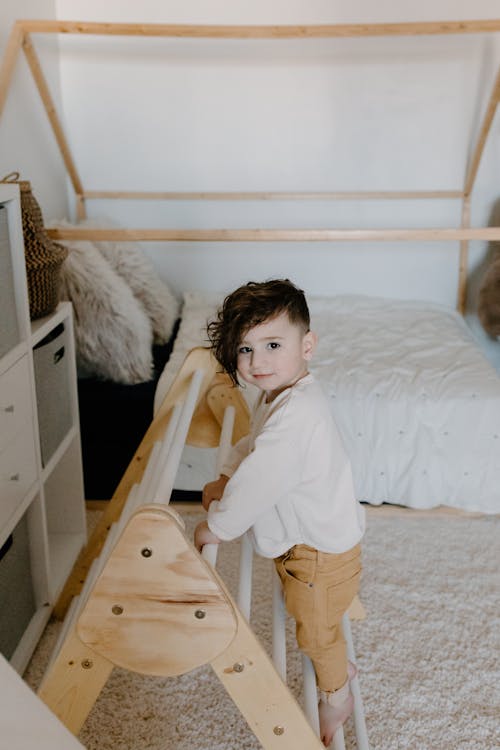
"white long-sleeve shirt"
207,373,365,558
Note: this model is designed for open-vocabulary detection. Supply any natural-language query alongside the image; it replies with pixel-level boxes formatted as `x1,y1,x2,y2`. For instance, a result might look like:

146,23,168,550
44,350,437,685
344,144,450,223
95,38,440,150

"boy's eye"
267,342,280,350
238,346,252,354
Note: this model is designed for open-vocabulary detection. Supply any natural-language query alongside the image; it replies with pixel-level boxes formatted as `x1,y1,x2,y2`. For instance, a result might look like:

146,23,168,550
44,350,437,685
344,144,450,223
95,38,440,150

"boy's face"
236,311,316,401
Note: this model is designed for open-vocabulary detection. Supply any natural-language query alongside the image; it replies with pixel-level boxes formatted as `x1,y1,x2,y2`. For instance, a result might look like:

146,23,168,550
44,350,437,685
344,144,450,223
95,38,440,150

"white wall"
0,1,69,218
3,1,500,313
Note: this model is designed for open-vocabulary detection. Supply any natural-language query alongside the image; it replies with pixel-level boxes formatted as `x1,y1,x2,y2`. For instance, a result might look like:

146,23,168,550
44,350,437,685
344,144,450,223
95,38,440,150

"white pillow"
60,218,179,344
59,240,153,384
95,237,179,345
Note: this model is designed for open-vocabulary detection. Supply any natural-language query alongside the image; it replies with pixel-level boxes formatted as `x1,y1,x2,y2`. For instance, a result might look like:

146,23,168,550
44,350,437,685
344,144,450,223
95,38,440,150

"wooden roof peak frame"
1,19,500,312
12,18,500,38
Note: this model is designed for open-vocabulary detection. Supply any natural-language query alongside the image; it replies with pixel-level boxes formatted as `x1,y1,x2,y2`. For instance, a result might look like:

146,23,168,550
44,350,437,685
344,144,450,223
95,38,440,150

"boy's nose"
250,350,265,369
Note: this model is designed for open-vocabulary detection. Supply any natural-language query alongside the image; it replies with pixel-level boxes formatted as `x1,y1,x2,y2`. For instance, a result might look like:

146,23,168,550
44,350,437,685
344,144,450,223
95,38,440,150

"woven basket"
1,173,68,320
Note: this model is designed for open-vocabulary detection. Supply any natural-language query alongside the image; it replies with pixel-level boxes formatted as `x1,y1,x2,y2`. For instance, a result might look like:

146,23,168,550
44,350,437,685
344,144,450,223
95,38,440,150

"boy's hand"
194,521,221,552
202,474,230,511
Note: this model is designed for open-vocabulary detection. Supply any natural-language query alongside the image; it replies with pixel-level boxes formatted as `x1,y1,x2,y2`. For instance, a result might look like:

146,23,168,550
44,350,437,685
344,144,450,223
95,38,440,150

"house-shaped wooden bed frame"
1,18,500,749
1,18,500,316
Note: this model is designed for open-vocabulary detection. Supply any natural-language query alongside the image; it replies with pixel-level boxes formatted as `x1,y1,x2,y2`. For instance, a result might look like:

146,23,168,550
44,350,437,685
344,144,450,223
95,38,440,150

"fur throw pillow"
95,238,179,345
59,240,153,384
478,253,500,338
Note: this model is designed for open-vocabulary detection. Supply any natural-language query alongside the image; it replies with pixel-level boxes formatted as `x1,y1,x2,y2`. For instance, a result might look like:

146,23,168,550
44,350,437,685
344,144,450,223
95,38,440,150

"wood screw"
112,605,124,615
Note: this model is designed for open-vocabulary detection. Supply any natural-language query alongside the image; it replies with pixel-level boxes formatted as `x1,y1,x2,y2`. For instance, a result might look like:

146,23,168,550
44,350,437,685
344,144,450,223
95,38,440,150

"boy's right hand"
202,474,230,511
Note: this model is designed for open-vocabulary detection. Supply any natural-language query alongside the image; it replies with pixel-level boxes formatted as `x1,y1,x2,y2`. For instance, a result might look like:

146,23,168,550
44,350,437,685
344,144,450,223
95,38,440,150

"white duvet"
155,292,500,513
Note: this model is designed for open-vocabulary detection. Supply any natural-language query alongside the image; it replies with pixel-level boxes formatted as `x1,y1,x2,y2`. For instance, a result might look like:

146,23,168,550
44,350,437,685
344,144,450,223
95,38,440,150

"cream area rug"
25,509,500,750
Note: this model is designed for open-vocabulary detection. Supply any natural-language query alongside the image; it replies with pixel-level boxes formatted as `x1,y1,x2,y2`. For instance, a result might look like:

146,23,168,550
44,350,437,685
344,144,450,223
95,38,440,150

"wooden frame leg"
211,608,324,749
37,631,113,735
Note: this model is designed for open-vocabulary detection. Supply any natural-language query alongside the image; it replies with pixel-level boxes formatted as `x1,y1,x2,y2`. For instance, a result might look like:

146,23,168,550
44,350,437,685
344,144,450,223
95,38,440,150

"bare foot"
347,660,357,681
319,686,354,747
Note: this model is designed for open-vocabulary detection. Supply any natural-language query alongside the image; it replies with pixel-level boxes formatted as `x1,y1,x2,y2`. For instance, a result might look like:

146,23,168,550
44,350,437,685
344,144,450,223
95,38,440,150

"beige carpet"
25,509,500,750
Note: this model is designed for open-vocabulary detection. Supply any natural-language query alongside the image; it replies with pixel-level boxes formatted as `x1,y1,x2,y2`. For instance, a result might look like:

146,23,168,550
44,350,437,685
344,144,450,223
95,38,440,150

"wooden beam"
82,189,464,201
210,606,324,749
21,33,85,199
464,64,500,197
17,19,500,39
37,631,113,735
46,226,500,242
0,21,24,119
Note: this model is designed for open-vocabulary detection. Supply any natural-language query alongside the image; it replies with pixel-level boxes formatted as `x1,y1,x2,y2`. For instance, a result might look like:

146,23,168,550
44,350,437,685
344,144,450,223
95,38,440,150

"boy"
194,279,365,746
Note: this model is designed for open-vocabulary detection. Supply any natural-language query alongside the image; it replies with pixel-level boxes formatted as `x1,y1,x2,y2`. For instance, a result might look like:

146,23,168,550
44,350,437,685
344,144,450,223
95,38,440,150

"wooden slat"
211,607,324,749
37,631,113,735
17,19,500,39
81,189,464,201
0,21,24,119
46,226,500,242
464,64,500,197
21,33,85,203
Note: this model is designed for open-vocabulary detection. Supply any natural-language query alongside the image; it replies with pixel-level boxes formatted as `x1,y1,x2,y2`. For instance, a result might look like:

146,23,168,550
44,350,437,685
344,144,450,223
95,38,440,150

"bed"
155,290,500,514
2,19,500,516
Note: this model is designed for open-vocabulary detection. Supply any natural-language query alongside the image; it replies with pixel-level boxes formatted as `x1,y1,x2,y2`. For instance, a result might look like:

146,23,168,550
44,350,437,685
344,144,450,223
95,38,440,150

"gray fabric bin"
0,515,36,660
33,322,72,466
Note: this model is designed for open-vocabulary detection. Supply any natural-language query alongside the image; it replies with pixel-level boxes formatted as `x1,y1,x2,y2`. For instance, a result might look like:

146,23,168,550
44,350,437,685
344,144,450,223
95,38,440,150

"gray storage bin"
33,322,72,466
0,515,37,660
0,204,20,358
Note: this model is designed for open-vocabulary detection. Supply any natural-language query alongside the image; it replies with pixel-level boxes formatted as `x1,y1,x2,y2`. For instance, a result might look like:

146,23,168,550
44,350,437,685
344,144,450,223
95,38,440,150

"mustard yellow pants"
274,542,361,693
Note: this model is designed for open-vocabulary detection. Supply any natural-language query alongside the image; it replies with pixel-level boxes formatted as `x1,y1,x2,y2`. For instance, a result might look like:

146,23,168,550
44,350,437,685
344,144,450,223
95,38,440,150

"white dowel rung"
272,571,287,681
59,557,102,660
153,369,205,504
200,406,236,572
114,485,141,538
136,440,163,505
236,533,253,621
75,557,101,612
332,726,347,750
121,483,143,521
201,543,219,567
85,519,122,599
215,405,235,476
45,593,81,673
147,403,182,499
343,612,370,750
302,654,320,734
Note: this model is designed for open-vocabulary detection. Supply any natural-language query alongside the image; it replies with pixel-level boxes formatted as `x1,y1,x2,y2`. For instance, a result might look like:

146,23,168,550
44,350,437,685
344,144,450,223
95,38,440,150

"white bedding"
154,292,500,513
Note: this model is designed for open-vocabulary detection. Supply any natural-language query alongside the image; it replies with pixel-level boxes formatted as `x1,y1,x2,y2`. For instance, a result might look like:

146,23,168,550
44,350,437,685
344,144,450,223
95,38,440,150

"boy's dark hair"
207,279,310,385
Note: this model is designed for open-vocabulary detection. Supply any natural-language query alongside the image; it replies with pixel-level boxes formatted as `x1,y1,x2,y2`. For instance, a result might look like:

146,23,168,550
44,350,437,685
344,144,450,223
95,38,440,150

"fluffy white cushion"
61,218,179,344
95,237,179,345
59,240,154,384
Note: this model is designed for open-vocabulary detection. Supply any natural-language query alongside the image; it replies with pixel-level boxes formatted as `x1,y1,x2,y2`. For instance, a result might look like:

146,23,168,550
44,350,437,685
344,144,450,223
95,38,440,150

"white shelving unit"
0,182,86,674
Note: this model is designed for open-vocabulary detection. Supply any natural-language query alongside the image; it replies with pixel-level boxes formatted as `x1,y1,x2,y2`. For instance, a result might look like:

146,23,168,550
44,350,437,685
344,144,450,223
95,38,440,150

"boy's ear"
303,330,317,360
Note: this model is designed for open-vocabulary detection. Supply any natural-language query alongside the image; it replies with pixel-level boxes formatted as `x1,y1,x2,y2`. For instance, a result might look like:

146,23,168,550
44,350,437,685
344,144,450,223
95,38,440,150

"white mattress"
155,292,500,513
